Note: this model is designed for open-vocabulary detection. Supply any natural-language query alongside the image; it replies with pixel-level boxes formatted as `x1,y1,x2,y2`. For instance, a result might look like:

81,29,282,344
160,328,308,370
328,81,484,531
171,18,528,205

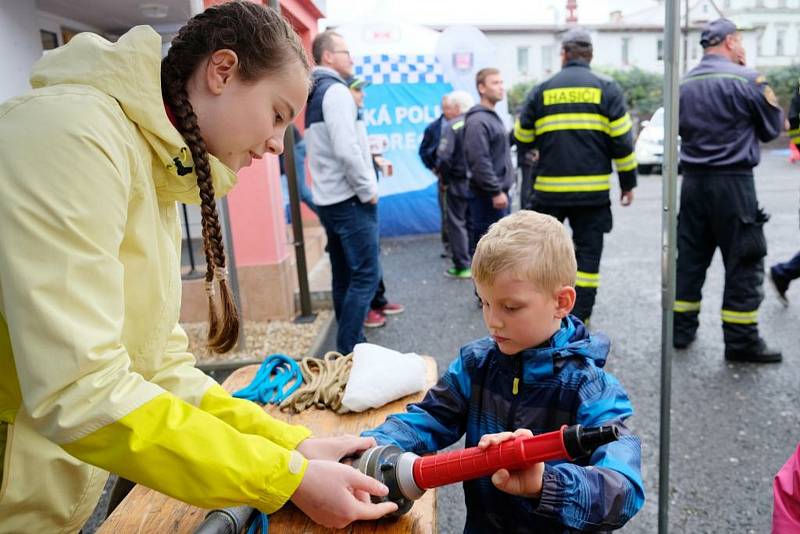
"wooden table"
99,357,439,534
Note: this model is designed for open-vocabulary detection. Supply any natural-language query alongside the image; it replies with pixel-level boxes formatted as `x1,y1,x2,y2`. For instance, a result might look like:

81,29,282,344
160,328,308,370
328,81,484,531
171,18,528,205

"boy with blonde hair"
364,211,644,532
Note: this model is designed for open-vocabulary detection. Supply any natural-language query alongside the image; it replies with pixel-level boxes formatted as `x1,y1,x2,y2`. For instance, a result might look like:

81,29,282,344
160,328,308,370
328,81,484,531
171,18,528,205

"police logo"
763,85,779,108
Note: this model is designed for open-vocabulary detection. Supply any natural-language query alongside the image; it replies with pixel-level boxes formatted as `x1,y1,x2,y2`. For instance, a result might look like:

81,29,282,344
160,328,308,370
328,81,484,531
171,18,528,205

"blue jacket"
679,53,783,174
363,317,644,533
419,114,445,171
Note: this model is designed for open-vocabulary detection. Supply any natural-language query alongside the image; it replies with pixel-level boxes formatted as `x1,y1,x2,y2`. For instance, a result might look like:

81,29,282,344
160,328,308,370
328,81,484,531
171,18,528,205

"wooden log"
99,357,439,533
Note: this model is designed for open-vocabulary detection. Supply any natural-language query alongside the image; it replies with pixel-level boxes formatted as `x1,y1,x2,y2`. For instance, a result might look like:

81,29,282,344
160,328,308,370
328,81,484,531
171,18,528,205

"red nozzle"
411,424,618,490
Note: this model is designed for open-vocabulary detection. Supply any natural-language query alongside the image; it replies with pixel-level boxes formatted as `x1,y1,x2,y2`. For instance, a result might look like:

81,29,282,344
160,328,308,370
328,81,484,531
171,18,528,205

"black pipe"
193,505,255,534
284,126,316,323
181,203,203,280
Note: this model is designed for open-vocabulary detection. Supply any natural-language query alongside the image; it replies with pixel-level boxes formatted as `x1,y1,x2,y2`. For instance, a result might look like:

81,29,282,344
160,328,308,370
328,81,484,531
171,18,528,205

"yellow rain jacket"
0,26,311,532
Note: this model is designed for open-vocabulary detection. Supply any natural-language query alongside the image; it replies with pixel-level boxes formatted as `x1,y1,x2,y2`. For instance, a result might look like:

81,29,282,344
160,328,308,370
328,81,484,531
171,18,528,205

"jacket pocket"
735,207,769,262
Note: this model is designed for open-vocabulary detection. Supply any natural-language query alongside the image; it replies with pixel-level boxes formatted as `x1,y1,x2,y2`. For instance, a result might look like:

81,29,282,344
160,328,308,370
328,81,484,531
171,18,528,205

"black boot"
673,332,696,349
724,341,782,363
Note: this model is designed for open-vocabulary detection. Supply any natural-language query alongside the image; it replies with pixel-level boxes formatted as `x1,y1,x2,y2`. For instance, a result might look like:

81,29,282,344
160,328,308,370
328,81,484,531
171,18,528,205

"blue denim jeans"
317,197,380,354
772,251,800,282
468,194,510,254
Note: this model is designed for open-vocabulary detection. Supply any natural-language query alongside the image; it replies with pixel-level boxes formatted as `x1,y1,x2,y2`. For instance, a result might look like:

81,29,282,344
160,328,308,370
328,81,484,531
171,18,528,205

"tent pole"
659,0,681,532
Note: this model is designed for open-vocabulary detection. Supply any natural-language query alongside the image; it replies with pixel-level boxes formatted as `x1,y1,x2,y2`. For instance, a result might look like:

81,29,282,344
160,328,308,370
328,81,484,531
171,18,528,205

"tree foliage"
507,80,536,115
764,64,800,113
507,64,800,127
596,67,664,122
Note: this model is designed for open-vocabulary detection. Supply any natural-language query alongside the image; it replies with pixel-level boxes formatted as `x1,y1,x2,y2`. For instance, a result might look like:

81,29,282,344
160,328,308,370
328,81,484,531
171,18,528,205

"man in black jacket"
464,67,513,253
770,80,800,307
514,28,636,323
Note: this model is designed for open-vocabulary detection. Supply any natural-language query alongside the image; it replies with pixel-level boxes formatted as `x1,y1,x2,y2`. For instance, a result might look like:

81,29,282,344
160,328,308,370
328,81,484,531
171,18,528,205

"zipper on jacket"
507,356,522,429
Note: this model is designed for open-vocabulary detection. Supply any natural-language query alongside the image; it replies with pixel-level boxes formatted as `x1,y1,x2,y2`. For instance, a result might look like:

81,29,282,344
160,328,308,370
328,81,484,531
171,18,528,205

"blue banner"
355,54,452,236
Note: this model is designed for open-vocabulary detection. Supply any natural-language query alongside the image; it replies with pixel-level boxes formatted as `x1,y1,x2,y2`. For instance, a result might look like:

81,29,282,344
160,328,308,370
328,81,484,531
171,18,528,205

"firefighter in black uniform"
513,28,637,323
768,81,800,305
676,18,783,363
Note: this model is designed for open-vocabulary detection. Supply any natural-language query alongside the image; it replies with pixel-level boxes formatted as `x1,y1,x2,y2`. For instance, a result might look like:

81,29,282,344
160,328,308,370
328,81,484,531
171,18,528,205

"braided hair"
162,1,309,353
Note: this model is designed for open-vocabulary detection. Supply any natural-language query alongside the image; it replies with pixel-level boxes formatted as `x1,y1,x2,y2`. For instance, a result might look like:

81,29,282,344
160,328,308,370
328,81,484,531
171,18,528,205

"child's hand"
477,428,544,499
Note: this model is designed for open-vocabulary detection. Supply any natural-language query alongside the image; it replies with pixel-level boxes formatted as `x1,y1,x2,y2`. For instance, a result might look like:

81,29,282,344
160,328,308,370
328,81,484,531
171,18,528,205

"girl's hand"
477,428,545,498
290,459,398,528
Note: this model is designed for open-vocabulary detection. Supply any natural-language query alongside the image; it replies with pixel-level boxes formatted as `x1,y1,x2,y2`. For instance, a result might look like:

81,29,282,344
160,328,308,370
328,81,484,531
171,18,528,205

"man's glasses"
332,49,351,58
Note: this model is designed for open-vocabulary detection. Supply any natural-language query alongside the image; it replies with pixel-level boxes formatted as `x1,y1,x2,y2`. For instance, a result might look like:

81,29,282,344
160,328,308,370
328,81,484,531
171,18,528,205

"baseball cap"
700,18,738,48
561,27,592,46
346,76,370,90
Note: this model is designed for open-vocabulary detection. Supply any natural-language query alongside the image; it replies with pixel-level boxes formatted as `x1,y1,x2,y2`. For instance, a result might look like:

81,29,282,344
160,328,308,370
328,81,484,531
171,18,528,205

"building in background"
724,0,800,68
433,0,798,90
0,0,325,321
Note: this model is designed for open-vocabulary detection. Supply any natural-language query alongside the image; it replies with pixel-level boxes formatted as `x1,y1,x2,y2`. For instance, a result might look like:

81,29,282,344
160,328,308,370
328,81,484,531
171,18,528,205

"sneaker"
364,309,386,328
446,267,472,279
769,267,790,307
724,344,782,363
378,302,405,315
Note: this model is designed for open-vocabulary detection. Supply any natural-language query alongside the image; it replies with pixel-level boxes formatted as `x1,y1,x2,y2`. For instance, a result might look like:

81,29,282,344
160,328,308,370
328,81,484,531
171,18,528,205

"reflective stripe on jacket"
515,61,637,207
0,26,310,532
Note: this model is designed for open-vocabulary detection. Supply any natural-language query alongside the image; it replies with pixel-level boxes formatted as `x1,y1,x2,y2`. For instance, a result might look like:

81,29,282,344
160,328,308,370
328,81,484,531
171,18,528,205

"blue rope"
233,354,303,405
246,512,269,534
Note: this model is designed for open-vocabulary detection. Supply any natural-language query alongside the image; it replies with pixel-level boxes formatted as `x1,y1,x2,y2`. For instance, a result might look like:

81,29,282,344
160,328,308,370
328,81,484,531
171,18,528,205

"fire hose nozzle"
353,424,619,516
563,424,620,458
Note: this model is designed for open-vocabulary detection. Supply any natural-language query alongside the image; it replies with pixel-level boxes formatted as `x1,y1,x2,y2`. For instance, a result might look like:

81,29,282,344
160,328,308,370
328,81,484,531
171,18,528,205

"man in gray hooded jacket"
305,31,380,354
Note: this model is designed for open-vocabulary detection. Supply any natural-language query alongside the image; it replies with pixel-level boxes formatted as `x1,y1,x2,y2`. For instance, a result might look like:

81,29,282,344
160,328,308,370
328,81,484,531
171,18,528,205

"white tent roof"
335,20,442,55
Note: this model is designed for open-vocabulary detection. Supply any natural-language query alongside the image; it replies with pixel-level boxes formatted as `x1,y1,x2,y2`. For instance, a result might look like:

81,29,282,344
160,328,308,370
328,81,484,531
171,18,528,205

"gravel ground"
184,310,331,364
319,150,800,533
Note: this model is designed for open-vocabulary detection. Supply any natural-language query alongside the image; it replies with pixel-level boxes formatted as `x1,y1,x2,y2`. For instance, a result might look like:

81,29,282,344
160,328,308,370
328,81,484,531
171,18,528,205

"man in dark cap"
675,18,784,362
512,27,637,324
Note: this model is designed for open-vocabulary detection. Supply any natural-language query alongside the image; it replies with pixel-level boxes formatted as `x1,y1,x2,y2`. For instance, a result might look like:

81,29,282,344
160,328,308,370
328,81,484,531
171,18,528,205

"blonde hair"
472,211,576,292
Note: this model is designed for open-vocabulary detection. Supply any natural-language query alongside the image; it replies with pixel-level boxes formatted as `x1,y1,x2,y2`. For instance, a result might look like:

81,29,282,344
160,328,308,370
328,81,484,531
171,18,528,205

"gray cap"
700,18,738,48
561,27,592,46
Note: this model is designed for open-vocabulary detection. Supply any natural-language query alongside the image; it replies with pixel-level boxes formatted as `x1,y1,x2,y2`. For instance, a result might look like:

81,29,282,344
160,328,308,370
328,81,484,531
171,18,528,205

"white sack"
341,343,427,412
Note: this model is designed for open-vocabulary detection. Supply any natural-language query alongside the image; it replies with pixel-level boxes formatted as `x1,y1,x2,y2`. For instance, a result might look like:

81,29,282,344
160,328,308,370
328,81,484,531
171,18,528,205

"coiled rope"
280,351,353,414
233,354,302,405
232,352,353,413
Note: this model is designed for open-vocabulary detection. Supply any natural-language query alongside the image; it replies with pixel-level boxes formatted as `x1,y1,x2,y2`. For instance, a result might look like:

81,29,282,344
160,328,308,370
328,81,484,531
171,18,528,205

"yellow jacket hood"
29,25,237,203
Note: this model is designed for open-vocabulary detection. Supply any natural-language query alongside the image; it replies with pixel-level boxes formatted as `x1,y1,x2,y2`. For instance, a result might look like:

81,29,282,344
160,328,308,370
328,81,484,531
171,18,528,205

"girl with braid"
0,2,397,531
